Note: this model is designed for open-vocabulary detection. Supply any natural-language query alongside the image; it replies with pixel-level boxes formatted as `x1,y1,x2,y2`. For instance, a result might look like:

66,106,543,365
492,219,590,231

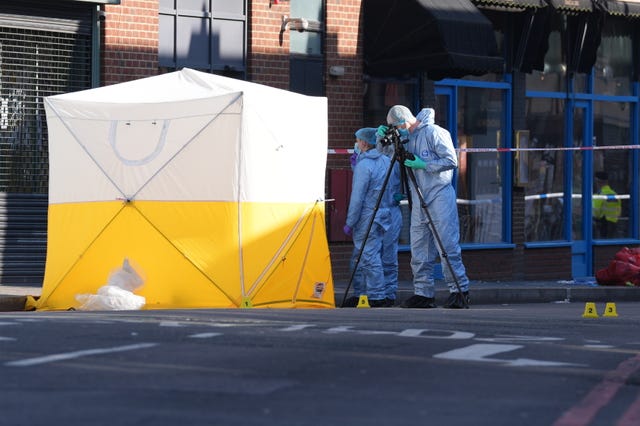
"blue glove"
376,125,389,137
393,193,406,203
404,156,426,169
343,225,352,236
349,152,358,168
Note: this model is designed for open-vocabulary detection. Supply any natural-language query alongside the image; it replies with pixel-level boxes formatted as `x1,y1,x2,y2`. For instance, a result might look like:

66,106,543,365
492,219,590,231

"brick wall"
103,0,159,86
594,245,628,273
523,247,572,280
325,0,363,171
247,1,290,89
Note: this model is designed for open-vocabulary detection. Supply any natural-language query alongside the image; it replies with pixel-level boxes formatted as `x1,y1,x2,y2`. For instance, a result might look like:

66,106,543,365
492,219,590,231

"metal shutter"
0,1,93,285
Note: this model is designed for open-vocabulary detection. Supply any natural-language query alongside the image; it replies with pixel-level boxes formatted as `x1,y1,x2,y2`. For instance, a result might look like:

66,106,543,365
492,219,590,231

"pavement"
335,278,640,307
1,278,639,311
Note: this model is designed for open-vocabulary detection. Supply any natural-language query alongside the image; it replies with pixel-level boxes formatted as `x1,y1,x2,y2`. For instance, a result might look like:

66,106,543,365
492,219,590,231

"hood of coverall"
415,108,435,129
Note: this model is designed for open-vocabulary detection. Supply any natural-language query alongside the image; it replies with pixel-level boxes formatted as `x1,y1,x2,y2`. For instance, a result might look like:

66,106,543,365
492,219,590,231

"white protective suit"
403,108,470,297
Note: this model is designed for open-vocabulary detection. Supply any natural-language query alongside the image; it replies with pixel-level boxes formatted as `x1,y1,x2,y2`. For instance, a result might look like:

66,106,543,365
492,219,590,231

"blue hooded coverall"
403,108,470,297
346,147,391,301
350,144,402,301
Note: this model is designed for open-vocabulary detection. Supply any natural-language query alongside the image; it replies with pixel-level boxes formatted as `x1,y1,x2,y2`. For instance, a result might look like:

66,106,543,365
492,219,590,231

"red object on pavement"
596,247,640,286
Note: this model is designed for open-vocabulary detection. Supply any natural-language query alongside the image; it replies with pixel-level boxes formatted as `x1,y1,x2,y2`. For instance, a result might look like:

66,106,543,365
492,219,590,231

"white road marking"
398,329,475,339
324,326,474,339
475,335,564,343
324,326,355,333
188,332,222,339
434,343,585,367
435,343,518,363
159,321,182,327
324,325,401,336
0,336,16,341
4,343,158,367
280,325,316,331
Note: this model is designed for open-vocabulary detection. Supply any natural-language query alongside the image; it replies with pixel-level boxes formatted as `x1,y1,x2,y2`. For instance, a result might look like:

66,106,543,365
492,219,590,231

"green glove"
404,156,426,169
376,125,389,137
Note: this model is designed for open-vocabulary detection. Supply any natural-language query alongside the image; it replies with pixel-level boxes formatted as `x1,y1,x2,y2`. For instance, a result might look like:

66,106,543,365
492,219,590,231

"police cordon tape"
453,193,630,205
329,145,634,204
328,144,640,155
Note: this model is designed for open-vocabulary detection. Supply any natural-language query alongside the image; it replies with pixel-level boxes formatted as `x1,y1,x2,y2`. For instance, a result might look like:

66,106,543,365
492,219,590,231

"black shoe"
401,294,436,309
443,291,470,309
369,299,388,308
384,298,396,307
341,296,359,308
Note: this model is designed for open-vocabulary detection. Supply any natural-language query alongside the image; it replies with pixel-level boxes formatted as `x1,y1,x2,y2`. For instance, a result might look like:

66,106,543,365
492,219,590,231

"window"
593,100,632,239
456,86,504,244
524,97,566,242
159,0,246,78
288,0,324,96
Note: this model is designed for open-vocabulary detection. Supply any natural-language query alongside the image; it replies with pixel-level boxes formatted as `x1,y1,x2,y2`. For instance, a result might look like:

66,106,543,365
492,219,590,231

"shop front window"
456,86,503,243
593,100,632,239
524,97,566,242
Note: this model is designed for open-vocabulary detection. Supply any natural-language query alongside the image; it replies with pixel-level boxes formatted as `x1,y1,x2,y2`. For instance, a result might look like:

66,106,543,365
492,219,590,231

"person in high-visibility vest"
593,171,621,238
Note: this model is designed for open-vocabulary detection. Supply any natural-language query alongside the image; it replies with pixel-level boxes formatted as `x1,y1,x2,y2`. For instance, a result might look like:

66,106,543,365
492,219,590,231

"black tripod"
340,128,468,308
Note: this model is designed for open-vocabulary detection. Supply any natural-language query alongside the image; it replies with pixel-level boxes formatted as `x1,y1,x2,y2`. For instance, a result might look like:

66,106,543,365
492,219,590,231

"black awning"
546,1,602,74
513,6,552,72
566,10,604,74
598,0,640,17
547,0,593,12
364,0,504,79
474,0,547,10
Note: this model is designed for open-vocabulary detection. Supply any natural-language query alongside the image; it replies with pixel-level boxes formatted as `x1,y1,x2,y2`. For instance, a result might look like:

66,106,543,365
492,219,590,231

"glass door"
570,101,593,278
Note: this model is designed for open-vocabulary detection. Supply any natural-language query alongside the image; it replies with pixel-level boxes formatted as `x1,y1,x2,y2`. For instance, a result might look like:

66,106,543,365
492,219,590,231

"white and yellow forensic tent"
37,68,334,310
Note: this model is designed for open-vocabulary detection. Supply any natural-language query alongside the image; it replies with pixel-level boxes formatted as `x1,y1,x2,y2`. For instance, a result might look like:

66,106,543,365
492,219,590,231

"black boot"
443,291,470,309
401,295,436,308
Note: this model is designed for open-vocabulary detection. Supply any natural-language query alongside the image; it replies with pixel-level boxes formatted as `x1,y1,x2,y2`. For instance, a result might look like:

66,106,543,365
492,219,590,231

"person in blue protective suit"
380,105,470,309
343,127,392,307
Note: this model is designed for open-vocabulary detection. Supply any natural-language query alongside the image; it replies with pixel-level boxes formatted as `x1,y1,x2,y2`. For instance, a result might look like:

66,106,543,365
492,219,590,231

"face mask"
398,128,410,138
353,142,361,155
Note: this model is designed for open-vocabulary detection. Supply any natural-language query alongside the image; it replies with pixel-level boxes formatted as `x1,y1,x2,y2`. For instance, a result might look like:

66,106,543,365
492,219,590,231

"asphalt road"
1,302,640,426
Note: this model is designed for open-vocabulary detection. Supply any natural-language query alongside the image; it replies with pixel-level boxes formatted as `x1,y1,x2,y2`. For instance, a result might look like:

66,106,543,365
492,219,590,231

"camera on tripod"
379,126,414,161
379,126,401,147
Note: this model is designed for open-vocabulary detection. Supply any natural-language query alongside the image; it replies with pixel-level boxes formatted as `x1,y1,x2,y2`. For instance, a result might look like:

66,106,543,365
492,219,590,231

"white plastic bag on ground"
75,258,146,311
107,258,144,292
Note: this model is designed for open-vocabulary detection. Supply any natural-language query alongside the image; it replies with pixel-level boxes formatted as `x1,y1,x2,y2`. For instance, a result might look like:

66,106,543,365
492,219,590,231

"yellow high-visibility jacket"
593,184,621,223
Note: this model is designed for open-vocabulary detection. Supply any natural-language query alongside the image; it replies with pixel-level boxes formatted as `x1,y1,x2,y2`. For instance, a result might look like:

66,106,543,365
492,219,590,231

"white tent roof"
44,68,328,204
